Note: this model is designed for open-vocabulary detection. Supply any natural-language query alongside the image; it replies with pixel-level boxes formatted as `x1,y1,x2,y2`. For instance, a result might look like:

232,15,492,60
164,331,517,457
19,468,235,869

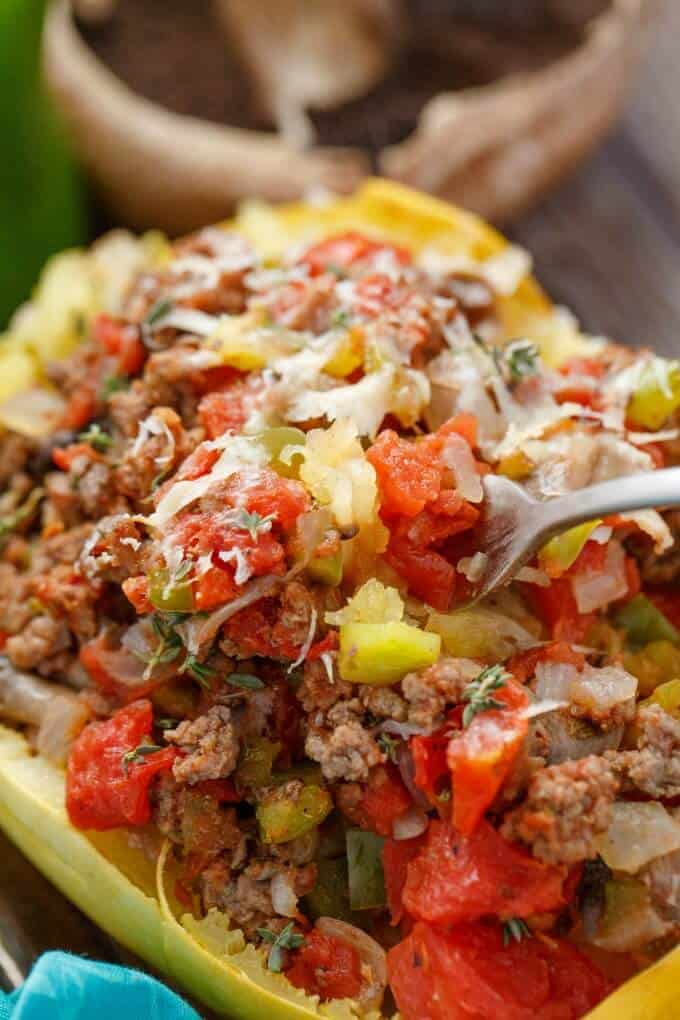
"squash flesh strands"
0,180,678,1019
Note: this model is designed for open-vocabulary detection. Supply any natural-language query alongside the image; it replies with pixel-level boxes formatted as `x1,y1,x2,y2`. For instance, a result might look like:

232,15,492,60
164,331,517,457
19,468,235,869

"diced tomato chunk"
286,929,362,1002
388,921,609,1020
447,679,529,835
220,468,310,531
368,430,443,518
60,388,96,430
194,565,238,611
66,700,176,830
193,778,240,803
383,835,427,926
401,819,565,925
52,443,99,471
80,632,158,702
299,232,411,277
358,764,412,837
566,540,608,578
411,727,450,806
198,378,261,439
385,537,456,611
523,578,595,643
122,575,153,614
92,313,145,376
172,443,220,483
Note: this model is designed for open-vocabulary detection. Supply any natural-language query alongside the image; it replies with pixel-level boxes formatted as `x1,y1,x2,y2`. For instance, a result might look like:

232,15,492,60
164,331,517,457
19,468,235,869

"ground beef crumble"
166,705,240,784
608,705,680,798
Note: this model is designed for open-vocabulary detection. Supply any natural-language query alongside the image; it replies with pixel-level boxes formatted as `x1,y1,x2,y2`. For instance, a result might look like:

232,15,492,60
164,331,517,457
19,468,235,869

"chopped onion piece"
596,802,680,873
523,699,569,720
570,665,637,717
572,542,628,613
270,872,299,918
393,805,429,841
457,553,488,582
441,433,483,503
515,566,550,586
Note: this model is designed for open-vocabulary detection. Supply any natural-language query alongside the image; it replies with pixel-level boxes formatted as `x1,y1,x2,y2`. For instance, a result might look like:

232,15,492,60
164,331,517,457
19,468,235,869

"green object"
235,738,281,789
257,784,332,844
256,427,306,478
538,520,601,575
624,640,680,698
307,548,343,586
338,621,441,686
0,0,87,327
346,829,385,910
270,762,323,787
641,677,680,715
148,568,194,613
627,360,680,431
615,595,679,648
303,858,354,923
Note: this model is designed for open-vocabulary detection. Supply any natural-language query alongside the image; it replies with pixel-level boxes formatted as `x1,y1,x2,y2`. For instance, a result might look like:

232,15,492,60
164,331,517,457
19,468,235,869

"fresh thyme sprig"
131,613,184,678
462,664,511,728
180,653,217,689
145,297,174,328
505,339,539,382
377,732,401,764
78,423,113,452
257,922,305,973
121,741,163,776
233,508,275,541
227,672,265,690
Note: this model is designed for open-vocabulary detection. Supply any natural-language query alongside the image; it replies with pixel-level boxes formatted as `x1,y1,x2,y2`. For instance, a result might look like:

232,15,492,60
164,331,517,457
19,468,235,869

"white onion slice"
441,433,483,503
393,805,429,841
596,803,680,873
270,872,299,918
572,542,628,613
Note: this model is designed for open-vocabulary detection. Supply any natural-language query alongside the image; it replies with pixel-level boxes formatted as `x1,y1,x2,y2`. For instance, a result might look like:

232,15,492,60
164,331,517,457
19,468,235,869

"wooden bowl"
43,0,660,233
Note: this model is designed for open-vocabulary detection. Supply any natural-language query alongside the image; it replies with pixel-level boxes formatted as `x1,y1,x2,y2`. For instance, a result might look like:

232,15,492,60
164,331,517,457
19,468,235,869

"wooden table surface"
1,2,679,1009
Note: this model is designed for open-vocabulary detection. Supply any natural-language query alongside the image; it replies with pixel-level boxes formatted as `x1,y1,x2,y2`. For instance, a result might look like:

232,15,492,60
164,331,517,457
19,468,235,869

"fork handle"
541,467,680,534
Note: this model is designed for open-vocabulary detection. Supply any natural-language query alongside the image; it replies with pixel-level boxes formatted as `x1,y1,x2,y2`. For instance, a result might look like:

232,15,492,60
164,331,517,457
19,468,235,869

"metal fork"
467,468,680,603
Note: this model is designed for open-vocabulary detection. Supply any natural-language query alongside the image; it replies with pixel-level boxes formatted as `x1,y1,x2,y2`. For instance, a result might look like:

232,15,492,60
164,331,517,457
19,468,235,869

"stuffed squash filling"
2,190,680,1020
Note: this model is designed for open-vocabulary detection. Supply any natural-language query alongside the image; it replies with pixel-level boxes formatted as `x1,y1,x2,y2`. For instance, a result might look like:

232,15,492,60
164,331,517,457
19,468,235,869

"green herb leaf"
256,922,305,973
377,731,401,764
145,297,174,327
506,339,539,382
232,508,275,542
156,718,180,730
101,375,129,399
0,487,44,543
330,309,350,329
180,654,217,688
502,917,531,947
122,741,163,776
228,672,265,690
78,423,113,452
132,614,184,677
462,664,510,728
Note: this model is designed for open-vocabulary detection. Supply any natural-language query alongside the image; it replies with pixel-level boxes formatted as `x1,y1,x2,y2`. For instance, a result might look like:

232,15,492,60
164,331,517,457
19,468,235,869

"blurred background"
1,0,677,353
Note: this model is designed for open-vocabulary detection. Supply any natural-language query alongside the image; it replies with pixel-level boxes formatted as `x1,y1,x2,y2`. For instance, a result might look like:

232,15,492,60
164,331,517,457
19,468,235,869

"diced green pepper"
346,829,385,910
257,784,332,844
624,640,680,698
627,360,680,431
615,595,679,648
338,621,441,686
256,427,306,478
148,568,194,613
307,548,343,586
303,858,354,923
270,763,323,787
538,520,601,575
235,738,282,789
316,812,348,860
594,878,666,952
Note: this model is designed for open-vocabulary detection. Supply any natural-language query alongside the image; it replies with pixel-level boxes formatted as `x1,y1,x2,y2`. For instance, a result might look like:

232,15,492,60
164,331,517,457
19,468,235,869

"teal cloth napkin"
0,952,201,1020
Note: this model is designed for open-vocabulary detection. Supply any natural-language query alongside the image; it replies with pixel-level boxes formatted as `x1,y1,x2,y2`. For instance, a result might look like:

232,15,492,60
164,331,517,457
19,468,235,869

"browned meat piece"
6,615,71,674
32,565,100,643
0,432,33,487
79,462,125,519
0,564,32,634
296,655,351,713
257,273,336,332
114,407,194,502
305,699,384,782
79,514,146,583
201,858,316,938
153,774,246,859
608,705,680,799
402,656,480,731
359,685,408,722
165,705,240,784
500,755,619,865
31,524,94,575
271,581,317,650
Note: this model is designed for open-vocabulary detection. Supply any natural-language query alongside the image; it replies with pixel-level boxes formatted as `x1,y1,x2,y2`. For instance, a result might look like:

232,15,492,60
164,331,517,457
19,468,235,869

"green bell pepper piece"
255,427,306,478
538,520,601,575
624,639,680,698
346,829,385,910
148,568,194,613
338,621,441,686
235,738,282,789
303,857,355,923
615,594,679,648
627,360,680,431
257,784,332,844
307,548,343,586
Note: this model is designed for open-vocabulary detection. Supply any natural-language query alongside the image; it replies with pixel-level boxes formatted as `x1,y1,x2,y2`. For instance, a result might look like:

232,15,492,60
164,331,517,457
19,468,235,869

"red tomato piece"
122,575,153,615
367,430,443,518
411,727,450,806
402,819,565,925
194,566,239,612
383,835,427,926
192,778,240,803
385,537,456,611
401,498,479,548
299,232,411,276
565,540,608,578
198,378,262,439
523,578,595,643
60,388,97,430
358,764,412,837
52,443,100,471
286,929,362,1001
447,679,529,835
171,443,220,483
388,921,609,1020
92,313,145,377
354,273,411,316
507,642,585,685
66,700,176,830
218,468,310,531
80,633,158,702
